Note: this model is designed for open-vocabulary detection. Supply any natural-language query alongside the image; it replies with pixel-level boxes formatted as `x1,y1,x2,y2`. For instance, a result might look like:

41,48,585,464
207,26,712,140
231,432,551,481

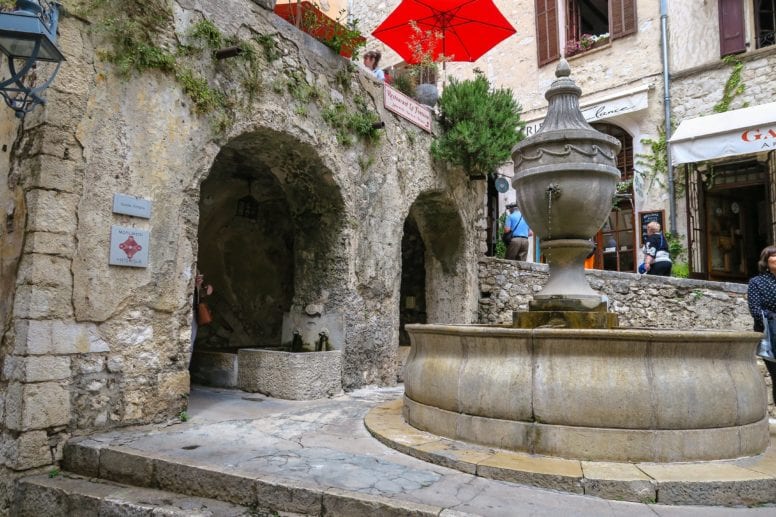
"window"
756,0,776,48
718,0,776,56
592,123,636,272
535,0,637,65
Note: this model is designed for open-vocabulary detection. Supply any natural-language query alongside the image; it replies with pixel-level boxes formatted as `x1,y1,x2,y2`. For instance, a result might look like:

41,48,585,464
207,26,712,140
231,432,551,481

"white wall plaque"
109,226,150,268
113,193,152,219
383,84,433,133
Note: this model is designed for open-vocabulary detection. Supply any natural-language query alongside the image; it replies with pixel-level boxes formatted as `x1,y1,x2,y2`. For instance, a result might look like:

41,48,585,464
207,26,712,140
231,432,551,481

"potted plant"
407,20,448,106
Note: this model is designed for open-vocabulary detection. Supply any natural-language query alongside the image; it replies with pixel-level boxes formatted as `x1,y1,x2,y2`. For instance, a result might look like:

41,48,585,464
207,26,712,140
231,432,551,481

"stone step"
61,439,453,516
12,473,280,516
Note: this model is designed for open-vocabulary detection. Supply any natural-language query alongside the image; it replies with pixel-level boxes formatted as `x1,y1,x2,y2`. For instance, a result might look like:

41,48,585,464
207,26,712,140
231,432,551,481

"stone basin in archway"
403,324,769,463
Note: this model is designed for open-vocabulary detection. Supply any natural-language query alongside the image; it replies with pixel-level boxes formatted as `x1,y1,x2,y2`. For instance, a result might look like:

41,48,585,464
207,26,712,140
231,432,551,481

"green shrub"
671,262,690,278
432,73,525,177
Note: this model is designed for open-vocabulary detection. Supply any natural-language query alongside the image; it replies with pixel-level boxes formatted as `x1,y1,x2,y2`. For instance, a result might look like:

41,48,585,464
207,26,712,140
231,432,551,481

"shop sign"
109,226,150,268
524,88,649,136
384,84,433,133
113,193,152,219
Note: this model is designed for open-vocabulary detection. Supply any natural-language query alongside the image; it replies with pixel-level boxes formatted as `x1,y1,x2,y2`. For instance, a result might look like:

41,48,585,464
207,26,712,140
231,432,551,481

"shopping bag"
758,311,776,362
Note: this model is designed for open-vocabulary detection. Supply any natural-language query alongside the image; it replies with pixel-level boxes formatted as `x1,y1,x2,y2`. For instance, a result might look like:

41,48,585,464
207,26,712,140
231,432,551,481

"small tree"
432,73,525,178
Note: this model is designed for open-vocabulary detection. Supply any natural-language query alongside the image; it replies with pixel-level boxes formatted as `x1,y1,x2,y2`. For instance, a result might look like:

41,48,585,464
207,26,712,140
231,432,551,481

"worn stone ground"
61,386,776,516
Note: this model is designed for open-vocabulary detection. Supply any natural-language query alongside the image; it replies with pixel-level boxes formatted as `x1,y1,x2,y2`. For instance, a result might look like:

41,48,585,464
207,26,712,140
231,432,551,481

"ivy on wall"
713,55,747,114
76,0,381,145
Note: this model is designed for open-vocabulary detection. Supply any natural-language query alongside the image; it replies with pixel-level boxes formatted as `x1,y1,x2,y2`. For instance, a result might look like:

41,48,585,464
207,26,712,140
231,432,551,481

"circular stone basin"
404,324,769,463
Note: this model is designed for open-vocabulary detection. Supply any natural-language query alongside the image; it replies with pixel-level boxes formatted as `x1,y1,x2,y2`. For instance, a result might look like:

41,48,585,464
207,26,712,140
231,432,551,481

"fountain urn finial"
512,60,621,314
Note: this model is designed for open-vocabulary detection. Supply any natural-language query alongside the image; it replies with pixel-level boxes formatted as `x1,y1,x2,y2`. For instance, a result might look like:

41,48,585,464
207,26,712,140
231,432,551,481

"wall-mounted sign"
383,84,433,133
638,209,665,247
524,85,650,137
494,176,510,193
113,193,152,219
109,226,150,268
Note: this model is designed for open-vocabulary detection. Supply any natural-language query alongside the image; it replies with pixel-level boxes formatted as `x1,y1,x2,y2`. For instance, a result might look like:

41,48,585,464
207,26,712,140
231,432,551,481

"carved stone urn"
512,60,620,315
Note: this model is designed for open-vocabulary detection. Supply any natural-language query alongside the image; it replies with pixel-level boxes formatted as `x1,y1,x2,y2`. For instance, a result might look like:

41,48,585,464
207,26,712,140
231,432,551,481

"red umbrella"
372,0,516,63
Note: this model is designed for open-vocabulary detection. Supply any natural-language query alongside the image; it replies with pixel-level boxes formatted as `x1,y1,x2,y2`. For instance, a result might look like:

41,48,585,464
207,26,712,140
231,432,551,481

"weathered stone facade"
478,257,774,417
0,0,484,510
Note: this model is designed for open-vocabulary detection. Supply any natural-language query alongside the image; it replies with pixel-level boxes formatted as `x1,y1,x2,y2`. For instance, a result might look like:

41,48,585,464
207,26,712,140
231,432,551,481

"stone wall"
0,0,484,509
478,257,774,417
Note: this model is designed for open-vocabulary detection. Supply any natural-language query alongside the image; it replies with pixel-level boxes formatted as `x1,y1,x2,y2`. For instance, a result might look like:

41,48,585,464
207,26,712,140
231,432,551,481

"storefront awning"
670,102,776,165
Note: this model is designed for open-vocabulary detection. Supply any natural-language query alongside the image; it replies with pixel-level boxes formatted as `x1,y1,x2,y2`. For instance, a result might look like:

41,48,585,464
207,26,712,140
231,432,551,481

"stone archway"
190,128,345,387
396,191,467,379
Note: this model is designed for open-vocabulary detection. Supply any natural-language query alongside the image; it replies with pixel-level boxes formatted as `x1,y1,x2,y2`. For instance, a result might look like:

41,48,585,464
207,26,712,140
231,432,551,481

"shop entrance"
687,158,771,282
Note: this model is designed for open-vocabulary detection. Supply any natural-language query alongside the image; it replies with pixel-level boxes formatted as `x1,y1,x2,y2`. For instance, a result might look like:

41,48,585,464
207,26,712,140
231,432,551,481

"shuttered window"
536,0,560,66
610,0,637,40
719,0,746,56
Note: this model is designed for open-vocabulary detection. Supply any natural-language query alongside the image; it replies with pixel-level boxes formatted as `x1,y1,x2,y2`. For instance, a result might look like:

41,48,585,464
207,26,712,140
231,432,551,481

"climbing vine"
635,123,685,198
712,55,747,113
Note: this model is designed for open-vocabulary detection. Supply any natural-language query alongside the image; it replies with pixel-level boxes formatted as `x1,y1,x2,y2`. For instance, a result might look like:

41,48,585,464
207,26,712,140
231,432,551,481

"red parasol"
372,0,516,64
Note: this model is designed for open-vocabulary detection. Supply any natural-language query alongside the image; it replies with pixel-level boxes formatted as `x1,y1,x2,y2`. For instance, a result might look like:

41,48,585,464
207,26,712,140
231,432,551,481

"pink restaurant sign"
383,84,433,133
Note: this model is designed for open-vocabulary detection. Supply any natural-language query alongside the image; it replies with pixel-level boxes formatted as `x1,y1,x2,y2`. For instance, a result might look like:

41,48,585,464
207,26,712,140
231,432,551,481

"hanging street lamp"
0,0,64,117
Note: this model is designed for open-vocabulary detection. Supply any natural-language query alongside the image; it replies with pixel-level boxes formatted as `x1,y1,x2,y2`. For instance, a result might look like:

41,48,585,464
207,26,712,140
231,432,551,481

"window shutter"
535,0,559,66
610,0,637,40
718,0,746,56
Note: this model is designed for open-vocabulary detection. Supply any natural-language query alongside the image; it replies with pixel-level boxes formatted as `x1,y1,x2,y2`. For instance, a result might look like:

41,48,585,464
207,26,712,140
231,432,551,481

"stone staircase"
13,473,259,516
10,437,445,517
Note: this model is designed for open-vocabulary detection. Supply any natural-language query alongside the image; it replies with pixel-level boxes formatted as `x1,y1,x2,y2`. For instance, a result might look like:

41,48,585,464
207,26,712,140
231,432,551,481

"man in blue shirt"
504,202,532,261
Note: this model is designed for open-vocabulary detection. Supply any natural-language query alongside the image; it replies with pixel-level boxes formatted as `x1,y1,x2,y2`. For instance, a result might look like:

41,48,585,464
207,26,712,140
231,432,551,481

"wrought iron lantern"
0,0,64,117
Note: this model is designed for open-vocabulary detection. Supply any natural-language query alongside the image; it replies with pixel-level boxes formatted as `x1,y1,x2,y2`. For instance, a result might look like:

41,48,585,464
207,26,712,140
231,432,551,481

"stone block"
14,319,110,355
16,253,73,288
2,355,71,382
238,349,342,400
477,452,584,494
98,447,154,487
581,462,656,503
640,463,776,505
24,189,79,235
7,431,51,470
322,488,441,517
21,155,81,193
62,440,101,478
5,381,71,431
12,284,74,320
155,458,256,506
23,232,77,258
255,476,322,514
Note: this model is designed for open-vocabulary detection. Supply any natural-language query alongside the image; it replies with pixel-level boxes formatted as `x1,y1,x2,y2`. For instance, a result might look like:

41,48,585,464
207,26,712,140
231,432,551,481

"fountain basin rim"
405,323,760,341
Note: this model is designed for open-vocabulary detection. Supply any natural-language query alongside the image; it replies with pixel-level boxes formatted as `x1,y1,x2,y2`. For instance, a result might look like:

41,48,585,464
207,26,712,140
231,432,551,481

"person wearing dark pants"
504,203,532,261
642,221,672,276
747,245,776,407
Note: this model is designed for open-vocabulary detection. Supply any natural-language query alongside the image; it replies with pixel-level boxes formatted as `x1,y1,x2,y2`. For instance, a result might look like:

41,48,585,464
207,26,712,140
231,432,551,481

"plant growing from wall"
713,55,747,113
432,72,525,178
322,100,381,146
636,123,686,197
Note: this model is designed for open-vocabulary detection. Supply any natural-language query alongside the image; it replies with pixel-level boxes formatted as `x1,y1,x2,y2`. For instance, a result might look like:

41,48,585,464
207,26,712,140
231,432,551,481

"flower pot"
415,83,439,107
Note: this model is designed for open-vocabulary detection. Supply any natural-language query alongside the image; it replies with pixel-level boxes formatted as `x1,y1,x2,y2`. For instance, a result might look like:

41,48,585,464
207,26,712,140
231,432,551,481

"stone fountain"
401,61,769,463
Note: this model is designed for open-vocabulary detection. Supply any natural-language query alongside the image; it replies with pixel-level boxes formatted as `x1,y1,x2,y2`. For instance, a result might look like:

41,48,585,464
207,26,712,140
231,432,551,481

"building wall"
0,0,484,508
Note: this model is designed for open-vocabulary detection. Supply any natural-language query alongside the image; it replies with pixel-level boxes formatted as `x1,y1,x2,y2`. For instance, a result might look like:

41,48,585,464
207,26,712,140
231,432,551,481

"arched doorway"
397,191,466,379
591,122,636,272
190,129,345,387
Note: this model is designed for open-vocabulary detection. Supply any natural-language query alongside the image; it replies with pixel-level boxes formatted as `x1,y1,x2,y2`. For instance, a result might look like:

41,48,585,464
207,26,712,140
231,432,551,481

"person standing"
747,245,776,406
362,50,385,81
504,203,532,261
642,221,672,276
192,270,213,345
